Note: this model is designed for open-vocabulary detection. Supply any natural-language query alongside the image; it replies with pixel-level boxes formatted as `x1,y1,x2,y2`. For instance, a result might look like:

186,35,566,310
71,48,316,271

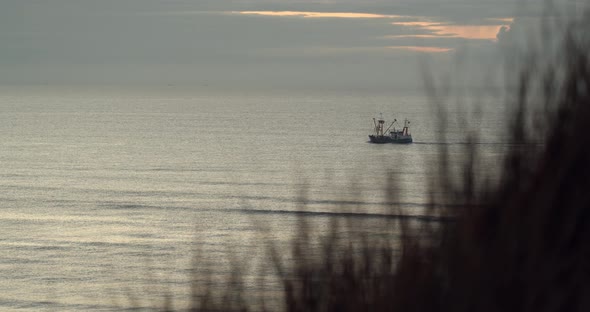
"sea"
0,89,509,310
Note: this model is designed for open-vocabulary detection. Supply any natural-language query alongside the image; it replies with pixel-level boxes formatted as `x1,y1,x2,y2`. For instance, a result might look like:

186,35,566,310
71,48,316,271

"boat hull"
368,135,413,144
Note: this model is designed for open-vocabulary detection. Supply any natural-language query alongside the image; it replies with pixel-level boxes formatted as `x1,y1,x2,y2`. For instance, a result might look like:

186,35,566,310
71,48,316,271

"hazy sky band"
1,0,585,92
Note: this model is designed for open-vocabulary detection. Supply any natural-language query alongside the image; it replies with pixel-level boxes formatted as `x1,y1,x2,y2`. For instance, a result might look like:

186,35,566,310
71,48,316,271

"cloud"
388,46,452,53
391,19,512,41
236,11,404,19
496,25,511,42
231,10,514,53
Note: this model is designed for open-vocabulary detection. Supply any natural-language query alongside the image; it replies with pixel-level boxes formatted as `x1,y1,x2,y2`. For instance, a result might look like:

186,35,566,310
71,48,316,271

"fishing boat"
368,115,413,144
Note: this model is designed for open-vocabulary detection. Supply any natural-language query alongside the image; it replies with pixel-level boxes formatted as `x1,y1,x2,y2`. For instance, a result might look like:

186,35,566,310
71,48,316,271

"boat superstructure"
368,115,413,144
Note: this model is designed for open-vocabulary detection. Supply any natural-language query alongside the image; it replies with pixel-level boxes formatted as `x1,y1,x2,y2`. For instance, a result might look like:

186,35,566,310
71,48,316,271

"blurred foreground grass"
150,11,590,312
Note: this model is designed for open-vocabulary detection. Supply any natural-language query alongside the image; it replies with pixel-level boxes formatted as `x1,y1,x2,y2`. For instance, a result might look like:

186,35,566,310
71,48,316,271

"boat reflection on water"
368,114,413,144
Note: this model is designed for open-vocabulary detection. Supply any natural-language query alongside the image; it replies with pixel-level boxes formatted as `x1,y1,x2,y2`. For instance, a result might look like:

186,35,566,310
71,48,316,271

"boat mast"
403,119,411,136
373,113,387,136
373,118,378,134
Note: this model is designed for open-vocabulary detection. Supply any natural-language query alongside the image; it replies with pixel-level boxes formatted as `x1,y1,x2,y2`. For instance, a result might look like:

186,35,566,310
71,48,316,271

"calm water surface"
0,92,507,310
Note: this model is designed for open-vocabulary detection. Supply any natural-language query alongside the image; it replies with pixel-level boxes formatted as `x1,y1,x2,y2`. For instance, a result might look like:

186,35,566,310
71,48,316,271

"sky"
2,0,588,94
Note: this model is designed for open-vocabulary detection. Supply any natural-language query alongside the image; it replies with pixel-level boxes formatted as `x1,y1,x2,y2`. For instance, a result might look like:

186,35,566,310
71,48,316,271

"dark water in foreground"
0,92,507,310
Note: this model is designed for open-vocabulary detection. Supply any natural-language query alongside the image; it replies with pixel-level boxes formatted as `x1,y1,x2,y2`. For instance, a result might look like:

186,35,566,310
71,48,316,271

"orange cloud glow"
392,21,511,40
236,12,512,41
489,18,515,23
392,21,440,27
237,11,402,19
385,34,455,39
234,10,513,53
388,46,452,53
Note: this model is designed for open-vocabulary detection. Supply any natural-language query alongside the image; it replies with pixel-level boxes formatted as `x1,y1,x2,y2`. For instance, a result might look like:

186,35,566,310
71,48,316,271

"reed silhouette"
161,11,590,312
